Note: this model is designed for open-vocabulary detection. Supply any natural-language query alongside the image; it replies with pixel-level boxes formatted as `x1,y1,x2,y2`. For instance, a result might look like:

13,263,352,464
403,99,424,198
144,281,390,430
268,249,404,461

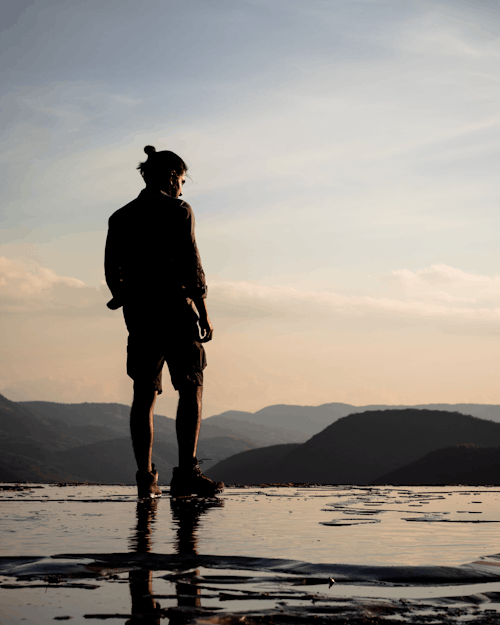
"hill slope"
374,444,500,485
205,444,302,485
202,415,306,446
207,409,500,485
212,404,354,435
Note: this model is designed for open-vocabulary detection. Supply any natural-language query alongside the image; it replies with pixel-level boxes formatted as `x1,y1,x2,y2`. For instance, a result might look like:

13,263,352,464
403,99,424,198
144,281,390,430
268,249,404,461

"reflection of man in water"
170,498,224,555
127,497,224,622
170,499,223,612
127,501,160,625
105,146,224,499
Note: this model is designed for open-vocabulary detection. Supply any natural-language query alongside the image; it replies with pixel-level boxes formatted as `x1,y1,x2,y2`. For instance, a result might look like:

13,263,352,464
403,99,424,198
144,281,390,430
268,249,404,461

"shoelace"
192,458,213,477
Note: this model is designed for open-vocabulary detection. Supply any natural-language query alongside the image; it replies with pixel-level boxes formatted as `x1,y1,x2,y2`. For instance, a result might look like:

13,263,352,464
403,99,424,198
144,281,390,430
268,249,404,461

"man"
105,145,224,499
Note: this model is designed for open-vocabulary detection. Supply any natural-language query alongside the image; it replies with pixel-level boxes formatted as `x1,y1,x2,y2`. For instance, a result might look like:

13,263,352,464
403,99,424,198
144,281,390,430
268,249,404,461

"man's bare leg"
171,384,224,496
130,384,157,473
176,385,202,468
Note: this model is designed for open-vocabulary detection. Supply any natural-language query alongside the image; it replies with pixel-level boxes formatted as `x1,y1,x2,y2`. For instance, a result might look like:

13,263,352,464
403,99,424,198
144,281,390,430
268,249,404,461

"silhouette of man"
105,146,224,499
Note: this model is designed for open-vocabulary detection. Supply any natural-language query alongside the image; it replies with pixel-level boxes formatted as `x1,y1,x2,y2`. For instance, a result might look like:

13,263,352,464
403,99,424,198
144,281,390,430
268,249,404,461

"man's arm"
178,202,213,341
177,202,207,299
104,219,125,309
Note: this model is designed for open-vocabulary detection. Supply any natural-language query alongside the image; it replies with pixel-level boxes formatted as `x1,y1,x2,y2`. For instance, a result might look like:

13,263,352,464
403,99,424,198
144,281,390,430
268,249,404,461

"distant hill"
202,415,306,446
207,403,500,435
374,444,500,485
206,409,500,485
0,394,306,483
209,404,354,435
0,394,88,482
21,400,306,450
204,443,302,485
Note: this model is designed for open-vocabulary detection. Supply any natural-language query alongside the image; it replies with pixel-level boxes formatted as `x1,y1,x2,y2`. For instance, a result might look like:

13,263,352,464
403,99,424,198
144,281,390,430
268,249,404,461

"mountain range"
3,393,500,485
214,402,500,435
0,394,305,484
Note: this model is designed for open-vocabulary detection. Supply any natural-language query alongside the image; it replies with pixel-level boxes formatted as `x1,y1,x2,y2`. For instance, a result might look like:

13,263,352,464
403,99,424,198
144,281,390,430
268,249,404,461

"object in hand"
106,297,123,310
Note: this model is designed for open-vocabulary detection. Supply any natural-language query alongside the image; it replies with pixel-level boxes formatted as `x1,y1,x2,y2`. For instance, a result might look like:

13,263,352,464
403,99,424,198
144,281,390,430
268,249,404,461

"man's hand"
198,315,214,343
193,297,213,342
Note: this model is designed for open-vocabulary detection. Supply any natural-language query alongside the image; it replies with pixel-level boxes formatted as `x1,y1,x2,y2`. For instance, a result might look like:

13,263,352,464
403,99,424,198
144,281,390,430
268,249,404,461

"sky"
2,0,500,417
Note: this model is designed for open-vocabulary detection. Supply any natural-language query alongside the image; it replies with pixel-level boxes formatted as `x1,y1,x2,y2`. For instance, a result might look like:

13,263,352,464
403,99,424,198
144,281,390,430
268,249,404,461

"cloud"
390,264,499,286
394,2,500,60
2,256,500,410
0,256,107,314
211,264,500,325
386,264,500,309
4,255,500,325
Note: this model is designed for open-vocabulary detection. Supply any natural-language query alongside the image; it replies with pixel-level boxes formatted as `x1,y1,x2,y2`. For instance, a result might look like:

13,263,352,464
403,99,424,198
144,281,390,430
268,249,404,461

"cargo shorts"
123,304,206,393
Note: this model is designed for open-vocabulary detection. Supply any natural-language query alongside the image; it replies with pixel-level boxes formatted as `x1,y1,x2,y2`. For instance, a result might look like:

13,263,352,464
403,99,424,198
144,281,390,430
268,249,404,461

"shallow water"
3,484,500,623
2,484,500,566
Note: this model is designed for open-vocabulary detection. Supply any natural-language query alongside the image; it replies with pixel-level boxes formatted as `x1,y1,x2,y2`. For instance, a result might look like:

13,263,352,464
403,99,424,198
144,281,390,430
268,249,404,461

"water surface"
3,484,500,624
1,484,500,566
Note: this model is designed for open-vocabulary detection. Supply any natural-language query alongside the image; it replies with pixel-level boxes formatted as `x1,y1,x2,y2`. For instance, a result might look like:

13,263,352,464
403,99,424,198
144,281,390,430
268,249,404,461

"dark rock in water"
207,409,500,485
374,444,500,485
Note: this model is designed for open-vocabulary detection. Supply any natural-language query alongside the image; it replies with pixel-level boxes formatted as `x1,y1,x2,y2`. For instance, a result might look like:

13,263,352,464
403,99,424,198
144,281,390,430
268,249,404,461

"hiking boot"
136,464,162,499
170,459,224,498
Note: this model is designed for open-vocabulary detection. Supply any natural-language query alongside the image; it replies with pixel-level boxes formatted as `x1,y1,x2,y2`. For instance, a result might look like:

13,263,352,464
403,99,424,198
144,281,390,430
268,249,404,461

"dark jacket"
105,188,207,310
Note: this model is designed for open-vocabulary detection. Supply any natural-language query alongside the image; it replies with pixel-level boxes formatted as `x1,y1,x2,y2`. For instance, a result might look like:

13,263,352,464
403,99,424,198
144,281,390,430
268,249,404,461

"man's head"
138,146,187,198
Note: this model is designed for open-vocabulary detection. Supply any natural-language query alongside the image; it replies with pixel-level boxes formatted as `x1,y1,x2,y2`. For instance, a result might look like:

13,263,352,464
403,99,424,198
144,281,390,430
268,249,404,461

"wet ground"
2,484,500,623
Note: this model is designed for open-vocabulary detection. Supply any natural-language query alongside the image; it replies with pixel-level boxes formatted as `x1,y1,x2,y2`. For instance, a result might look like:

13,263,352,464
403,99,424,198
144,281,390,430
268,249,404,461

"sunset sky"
2,0,500,417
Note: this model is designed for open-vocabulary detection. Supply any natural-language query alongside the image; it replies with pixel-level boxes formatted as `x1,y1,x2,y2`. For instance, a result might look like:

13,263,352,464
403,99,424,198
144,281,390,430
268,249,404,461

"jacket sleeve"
104,217,125,302
178,202,207,299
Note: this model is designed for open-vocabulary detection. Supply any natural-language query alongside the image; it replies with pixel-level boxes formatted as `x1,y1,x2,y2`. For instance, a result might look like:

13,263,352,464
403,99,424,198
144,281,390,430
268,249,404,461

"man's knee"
132,383,158,407
177,381,203,399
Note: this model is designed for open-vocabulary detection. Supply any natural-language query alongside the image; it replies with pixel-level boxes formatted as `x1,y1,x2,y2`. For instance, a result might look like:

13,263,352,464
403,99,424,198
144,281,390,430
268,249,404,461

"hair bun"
144,145,156,156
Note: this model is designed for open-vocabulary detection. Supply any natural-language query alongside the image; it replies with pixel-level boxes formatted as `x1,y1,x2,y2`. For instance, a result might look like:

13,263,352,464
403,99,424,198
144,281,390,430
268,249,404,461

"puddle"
2,484,500,567
2,485,500,623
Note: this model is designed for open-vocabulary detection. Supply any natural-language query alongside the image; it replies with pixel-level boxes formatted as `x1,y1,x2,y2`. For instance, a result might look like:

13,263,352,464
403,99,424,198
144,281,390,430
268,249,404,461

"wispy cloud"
212,264,500,324
2,257,500,409
387,264,500,308
4,256,500,324
0,256,106,314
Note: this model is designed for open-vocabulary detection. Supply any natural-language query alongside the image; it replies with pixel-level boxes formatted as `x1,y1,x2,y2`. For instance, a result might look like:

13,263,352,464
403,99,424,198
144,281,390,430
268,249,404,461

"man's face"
172,172,186,198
